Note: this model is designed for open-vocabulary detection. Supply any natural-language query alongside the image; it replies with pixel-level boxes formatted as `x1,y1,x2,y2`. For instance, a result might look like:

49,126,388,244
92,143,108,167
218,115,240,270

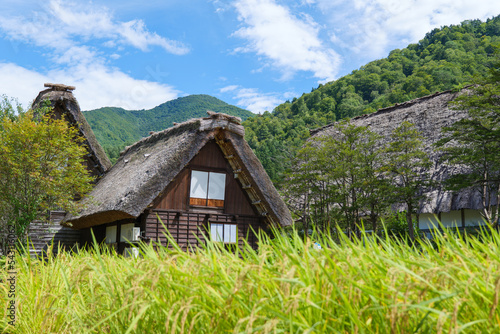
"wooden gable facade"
84,140,266,252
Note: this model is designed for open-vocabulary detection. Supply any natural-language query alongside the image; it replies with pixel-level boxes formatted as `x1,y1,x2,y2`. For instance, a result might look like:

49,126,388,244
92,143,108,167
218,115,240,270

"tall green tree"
356,130,392,232
383,121,432,240
282,143,323,236
0,101,94,248
437,53,500,226
321,123,391,235
286,122,390,235
318,123,363,233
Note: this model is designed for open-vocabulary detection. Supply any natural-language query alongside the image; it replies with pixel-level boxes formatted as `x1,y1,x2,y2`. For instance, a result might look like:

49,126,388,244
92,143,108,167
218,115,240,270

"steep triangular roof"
64,112,293,229
310,89,483,214
32,83,112,177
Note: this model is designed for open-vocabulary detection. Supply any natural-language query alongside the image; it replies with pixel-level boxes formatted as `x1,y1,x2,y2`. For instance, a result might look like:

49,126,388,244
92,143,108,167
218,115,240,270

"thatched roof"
64,112,292,229
32,84,112,177
310,89,484,214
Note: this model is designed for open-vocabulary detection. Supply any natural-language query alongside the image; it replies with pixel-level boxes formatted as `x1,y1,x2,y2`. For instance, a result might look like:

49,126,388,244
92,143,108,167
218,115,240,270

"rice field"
1,227,500,333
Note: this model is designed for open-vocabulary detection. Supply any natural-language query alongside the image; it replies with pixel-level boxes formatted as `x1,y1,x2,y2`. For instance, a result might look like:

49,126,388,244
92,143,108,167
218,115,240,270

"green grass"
2,227,500,333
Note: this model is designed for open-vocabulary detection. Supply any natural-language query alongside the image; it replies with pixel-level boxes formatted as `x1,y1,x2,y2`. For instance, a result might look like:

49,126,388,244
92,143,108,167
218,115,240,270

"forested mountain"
243,16,500,183
83,17,500,177
83,94,254,163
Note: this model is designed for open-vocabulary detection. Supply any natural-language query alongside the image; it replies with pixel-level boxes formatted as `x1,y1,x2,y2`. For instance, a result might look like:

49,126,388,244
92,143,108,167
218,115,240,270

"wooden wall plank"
28,218,81,257
144,209,263,250
153,140,257,216
189,141,228,169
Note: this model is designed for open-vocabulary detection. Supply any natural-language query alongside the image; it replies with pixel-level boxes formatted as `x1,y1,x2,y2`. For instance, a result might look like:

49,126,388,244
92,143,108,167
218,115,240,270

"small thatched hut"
32,83,112,177
310,89,487,234
64,111,292,253
28,84,112,256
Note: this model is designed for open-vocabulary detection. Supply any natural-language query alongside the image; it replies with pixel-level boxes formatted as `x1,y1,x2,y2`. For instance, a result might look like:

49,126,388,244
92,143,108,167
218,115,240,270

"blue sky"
0,0,499,113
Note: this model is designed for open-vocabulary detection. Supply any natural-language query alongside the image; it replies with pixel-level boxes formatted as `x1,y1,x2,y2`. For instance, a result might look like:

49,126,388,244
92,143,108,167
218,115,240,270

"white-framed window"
190,170,226,207
210,223,237,243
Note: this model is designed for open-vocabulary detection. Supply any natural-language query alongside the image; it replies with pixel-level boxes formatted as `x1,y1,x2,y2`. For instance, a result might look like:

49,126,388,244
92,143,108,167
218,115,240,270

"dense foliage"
383,122,433,239
243,16,500,183
284,121,431,238
3,227,500,333
0,97,93,248
84,94,254,163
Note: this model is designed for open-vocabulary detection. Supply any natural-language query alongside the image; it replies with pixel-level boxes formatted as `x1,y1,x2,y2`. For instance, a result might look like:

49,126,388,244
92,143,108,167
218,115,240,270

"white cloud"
220,85,239,93
315,0,500,58
232,0,341,82
235,88,282,113
0,63,49,109
0,1,186,111
0,15,72,50
221,85,285,113
49,0,115,37
55,46,98,65
118,19,189,55
0,62,180,111
0,0,189,60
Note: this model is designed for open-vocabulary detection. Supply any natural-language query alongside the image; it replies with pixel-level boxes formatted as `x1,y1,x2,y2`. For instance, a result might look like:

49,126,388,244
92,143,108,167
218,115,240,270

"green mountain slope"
243,15,500,183
84,94,254,163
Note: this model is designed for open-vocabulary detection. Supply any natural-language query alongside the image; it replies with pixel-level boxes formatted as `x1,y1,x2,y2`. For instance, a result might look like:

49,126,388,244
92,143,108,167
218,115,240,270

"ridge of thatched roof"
309,89,485,214
64,111,292,229
310,89,458,136
32,84,112,176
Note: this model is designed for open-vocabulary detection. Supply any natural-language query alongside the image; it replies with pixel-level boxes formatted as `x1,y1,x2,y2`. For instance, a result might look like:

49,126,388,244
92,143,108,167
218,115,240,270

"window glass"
210,223,237,243
190,170,208,199
208,172,226,200
211,223,224,242
120,223,135,242
190,170,226,207
105,225,117,244
224,224,237,243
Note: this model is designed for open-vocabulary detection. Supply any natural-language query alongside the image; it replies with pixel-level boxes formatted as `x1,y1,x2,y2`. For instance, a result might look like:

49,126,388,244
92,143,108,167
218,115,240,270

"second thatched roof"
32,83,111,177
310,89,485,214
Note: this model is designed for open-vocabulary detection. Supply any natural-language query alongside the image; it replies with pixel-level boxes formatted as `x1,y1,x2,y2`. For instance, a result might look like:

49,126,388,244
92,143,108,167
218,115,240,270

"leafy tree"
317,123,371,234
0,95,23,121
282,142,322,236
0,101,94,248
286,122,390,235
437,53,500,226
383,121,432,240
356,130,392,232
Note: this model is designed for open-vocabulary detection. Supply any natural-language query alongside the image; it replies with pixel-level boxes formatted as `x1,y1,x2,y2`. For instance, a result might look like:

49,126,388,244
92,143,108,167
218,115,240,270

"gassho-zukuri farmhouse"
309,89,491,237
